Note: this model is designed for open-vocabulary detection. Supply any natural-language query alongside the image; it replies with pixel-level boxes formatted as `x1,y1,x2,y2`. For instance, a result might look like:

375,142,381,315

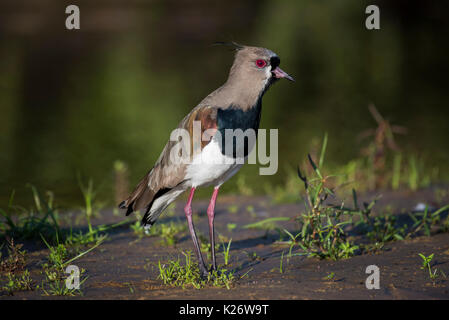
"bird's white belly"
185,139,243,188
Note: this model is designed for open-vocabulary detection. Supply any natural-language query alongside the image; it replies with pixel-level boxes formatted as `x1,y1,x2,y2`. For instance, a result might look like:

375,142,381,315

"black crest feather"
212,41,244,51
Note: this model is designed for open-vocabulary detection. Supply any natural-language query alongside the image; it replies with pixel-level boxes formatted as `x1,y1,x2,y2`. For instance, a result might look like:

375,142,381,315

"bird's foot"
199,265,209,280
206,265,223,280
209,264,218,273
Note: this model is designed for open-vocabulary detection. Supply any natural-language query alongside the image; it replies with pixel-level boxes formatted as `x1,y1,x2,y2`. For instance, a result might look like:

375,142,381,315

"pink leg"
184,187,208,276
207,186,220,271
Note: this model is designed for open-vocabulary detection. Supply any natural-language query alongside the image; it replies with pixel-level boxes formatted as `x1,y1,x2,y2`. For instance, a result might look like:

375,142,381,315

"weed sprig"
158,251,235,289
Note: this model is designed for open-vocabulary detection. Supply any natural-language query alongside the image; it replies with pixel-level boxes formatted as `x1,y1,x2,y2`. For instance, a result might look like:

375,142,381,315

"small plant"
409,204,449,237
65,214,128,247
38,233,99,296
41,234,103,271
158,251,201,289
133,213,187,246
209,268,235,290
129,210,147,239
157,251,235,289
323,272,336,281
1,183,125,247
64,228,108,247
279,134,391,260
41,270,87,296
222,238,232,266
245,251,263,262
0,187,61,241
2,270,34,295
365,213,407,243
146,220,186,246
338,241,359,259
418,253,440,283
253,134,449,263
294,146,360,260
124,282,135,294
159,222,185,246
279,251,285,274
39,237,92,296
48,243,69,270
282,229,301,258
0,238,27,273
77,175,102,235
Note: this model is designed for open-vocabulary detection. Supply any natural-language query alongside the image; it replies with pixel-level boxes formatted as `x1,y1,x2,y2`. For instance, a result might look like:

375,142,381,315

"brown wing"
119,105,218,216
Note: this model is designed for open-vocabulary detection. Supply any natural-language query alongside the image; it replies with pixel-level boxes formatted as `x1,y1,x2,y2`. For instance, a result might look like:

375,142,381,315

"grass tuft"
157,251,235,290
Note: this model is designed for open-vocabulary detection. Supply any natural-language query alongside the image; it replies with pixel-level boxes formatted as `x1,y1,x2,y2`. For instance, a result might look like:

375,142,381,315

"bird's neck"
216,79,266,112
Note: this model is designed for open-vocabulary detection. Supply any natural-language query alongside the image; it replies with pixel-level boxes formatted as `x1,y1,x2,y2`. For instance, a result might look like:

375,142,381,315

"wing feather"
119,105,219,219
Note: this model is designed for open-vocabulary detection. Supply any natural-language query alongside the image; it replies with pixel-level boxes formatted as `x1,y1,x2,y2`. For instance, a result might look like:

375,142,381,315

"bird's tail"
118,173,184,227
118,174,155,216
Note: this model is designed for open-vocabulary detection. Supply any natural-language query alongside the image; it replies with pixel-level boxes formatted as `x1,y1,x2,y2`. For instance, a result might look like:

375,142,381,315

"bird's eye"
255,59,267,68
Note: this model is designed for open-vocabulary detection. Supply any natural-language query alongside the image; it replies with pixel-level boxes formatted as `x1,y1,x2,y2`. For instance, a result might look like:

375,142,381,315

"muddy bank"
2,189,449,299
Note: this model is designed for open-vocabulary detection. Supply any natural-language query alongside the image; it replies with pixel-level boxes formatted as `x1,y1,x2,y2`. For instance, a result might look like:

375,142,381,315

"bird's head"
223,43,294,94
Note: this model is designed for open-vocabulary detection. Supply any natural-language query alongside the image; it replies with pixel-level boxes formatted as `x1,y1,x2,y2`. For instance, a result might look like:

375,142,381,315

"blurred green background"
1,0,448,207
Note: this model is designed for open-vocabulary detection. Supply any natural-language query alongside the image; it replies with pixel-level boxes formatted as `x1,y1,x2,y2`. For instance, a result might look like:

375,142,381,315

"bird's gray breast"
216,102,262,158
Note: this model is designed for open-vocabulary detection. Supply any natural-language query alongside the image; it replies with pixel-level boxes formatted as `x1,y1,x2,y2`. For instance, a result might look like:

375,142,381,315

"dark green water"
1,0,448,207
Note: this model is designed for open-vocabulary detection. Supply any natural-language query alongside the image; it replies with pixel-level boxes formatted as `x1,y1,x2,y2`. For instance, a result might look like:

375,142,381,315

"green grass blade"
319,132,328,169
307,154,323,179
242,217,290,229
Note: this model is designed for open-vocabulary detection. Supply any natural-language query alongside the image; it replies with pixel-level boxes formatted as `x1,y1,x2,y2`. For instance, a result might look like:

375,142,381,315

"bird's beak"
272,66,294,81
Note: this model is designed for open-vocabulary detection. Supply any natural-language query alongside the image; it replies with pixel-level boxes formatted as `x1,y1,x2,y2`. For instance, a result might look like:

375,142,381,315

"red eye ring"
256,59,267,68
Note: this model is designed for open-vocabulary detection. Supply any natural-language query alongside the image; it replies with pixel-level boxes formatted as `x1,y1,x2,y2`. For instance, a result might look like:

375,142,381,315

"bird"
119,43,294,277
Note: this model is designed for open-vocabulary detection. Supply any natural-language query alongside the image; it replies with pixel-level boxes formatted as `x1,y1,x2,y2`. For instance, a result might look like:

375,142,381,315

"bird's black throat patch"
216,102,262,158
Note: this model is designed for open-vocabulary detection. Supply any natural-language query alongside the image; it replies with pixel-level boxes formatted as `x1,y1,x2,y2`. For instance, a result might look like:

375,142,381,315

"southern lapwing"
119,43,293,276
